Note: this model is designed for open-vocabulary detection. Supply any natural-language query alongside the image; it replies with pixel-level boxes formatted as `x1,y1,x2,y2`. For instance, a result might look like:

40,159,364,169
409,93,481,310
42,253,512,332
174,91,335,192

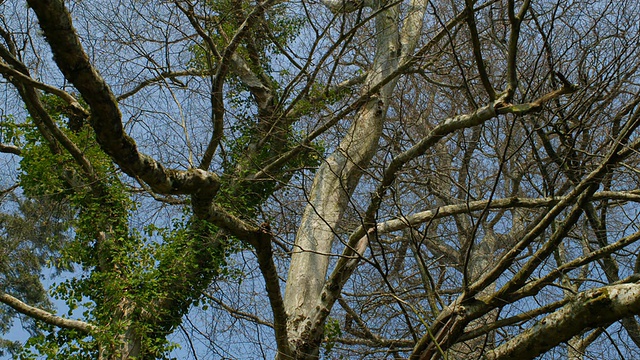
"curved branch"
250,2,467,182
485,283,640,360
0,143,21,155
202,292,273,328
308,81,579,356
26,0,221,196
373,190,640,236
464,0,495,99
0,62,98,184
0,61,88,116
457,297,571,344
0,292,95,333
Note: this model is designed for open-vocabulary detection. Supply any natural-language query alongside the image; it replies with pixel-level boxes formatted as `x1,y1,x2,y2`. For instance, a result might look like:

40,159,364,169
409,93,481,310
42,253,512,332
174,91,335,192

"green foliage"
5,2,317,358
188,0,304,112
4,20,326,351
322,317,342,356
220,120,324,218
19,95,131,270
11,94,155,357
188,0,323,221
189,0,304,72
0,114,26,147
19,328,96,360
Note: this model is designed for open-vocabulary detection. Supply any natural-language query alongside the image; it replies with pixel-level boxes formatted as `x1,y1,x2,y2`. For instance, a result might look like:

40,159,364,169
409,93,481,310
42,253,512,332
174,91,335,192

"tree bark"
283,1,407,355
485,283,640,360
0,292,94,333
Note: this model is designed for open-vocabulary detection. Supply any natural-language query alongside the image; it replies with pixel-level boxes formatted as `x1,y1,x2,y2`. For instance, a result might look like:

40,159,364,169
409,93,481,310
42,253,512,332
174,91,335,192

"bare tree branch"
485,283,640,360
26,0,221,196
0,292,95,333
0,143,21,155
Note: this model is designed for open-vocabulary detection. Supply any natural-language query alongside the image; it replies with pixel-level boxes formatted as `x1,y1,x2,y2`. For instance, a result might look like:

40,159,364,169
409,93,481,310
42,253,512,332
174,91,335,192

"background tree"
0,0,640,359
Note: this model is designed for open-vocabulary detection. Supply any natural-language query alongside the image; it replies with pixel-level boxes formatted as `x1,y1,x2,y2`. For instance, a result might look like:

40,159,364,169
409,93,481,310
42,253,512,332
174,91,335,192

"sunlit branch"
131,178,188,205
0,61,88,115
278,3,396,114
372,190,640,236
198,203,261,246
250,2,467,182
0,143,21,155
0,292,95,333
321,0,372,13
485,283,640,360
314,81,578,352
334,336,414,349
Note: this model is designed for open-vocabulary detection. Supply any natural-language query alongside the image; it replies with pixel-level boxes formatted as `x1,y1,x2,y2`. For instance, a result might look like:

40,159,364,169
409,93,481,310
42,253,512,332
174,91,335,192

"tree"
1,0,640,358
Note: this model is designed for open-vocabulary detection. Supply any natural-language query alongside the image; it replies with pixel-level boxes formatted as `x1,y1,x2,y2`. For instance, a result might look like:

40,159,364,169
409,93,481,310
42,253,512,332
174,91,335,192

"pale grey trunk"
284,96,386,323
283,0,428,355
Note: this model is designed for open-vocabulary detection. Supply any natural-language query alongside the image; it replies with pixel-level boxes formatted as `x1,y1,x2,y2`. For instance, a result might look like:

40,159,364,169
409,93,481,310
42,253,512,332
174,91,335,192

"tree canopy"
1,0,640,359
